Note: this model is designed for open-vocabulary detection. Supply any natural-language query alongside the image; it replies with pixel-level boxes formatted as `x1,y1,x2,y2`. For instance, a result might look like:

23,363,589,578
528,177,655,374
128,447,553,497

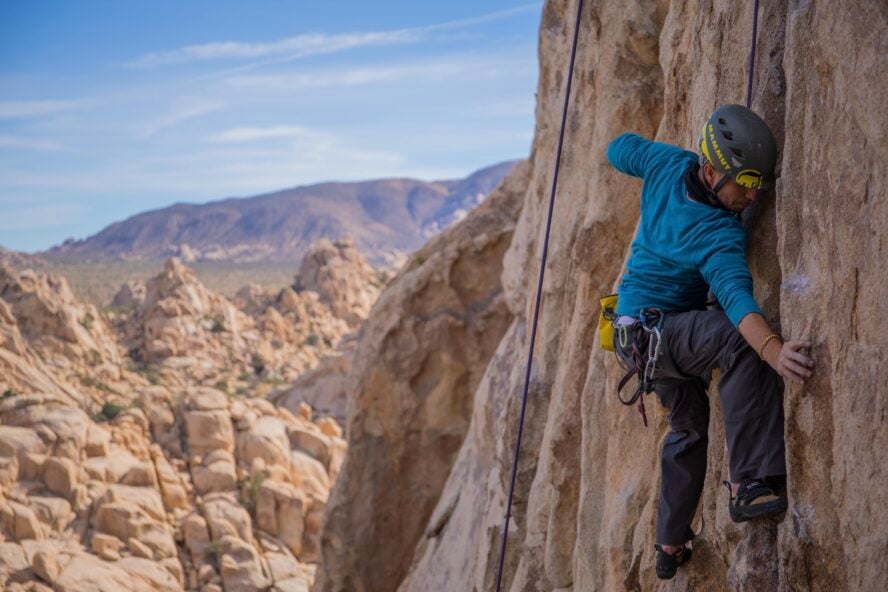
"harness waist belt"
615,315,636,327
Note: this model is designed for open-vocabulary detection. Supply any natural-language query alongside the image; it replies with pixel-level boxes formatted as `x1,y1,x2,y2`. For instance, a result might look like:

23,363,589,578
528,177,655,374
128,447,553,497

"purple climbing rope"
745,0,760,108
493,1,584,591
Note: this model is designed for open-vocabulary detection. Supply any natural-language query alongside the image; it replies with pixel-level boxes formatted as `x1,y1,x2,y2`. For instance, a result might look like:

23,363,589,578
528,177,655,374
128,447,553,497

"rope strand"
745,0,760,108
493,1,584,590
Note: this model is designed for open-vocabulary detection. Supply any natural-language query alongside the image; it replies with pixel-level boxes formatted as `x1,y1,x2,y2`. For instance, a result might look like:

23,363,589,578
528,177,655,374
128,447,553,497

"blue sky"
0,1,542,252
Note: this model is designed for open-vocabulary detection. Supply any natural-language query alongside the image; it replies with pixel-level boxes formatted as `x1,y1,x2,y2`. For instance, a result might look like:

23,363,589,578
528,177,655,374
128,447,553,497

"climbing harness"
614,308,664,427
600,295,667,426
493,1,584,591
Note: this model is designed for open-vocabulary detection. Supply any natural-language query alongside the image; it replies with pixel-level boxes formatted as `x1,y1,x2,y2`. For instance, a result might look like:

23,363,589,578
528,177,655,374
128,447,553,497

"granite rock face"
313,1,887,591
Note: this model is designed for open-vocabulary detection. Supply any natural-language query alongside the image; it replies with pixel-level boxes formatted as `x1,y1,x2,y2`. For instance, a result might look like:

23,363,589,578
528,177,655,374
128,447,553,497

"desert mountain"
45,162,517,267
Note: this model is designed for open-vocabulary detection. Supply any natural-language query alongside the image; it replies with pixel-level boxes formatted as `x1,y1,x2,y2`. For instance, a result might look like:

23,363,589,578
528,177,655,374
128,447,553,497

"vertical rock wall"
777,2,887,590
315,0,887,591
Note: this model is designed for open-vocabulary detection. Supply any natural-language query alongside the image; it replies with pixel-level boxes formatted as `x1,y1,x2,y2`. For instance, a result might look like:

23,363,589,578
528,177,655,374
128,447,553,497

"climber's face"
702,163,763,213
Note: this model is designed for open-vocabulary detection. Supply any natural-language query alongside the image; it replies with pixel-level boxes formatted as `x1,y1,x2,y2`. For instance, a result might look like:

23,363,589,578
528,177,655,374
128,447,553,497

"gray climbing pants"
615,309,786,546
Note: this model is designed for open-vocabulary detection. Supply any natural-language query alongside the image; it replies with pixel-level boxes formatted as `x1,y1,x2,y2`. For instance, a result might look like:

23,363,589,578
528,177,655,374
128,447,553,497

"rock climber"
605,104,816,580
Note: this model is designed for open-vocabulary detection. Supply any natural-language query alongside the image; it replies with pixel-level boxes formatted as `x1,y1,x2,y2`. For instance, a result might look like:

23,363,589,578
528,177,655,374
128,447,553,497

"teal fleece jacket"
606,132,762,327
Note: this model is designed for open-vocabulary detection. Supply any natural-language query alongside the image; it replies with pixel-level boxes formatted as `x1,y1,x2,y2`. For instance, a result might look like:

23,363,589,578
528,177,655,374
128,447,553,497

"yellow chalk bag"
598,294,619,352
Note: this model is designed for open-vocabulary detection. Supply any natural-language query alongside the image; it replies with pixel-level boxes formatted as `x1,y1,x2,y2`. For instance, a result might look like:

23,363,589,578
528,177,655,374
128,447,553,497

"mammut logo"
736,169,764,189
707,123,731,171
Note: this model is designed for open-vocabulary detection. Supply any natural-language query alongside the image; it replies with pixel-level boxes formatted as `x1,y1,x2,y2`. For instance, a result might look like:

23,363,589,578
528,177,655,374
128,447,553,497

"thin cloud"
126,30,421,69
223,54,531,91
208,125,333,144
204,126,403,171
0,135,65,151
125,3,541,70
138,100,224,137
0,100,80,119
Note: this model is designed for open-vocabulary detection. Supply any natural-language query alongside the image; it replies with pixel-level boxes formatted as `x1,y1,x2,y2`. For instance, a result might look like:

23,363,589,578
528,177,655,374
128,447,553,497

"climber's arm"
696,222,815,385
738,313,814,385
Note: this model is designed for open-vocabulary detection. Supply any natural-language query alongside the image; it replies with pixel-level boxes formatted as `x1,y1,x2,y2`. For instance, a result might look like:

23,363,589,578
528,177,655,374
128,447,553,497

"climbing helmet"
698,104,778,190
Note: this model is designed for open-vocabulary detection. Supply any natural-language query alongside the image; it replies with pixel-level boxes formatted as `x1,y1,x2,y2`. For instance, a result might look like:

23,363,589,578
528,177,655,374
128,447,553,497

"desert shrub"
210,314,227,333
204,540,223,569
250,353,266,375
79,312,95,330
96,401,126,421
239,473,266,514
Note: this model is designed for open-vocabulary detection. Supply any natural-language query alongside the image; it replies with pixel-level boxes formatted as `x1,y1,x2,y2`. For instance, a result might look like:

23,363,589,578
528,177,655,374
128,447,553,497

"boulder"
29,495,73,531
90,532,123,561
201,493,253,543
255,479,307,557
191,449,237,494
92,485,176,560
285,426,330,467
237,416,291,470
289,450,330,503
41,456,79,501
31,549,60,583
2,501,46,541
217,534,271,592
185,409,234,456
183,512,211,564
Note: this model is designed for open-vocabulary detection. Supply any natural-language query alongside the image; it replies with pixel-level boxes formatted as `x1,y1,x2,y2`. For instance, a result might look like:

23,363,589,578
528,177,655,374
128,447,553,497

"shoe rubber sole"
655,546,692,580
728,495,788,523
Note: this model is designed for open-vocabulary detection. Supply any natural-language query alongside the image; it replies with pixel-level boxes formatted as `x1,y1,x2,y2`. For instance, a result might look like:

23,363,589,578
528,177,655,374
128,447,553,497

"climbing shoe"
725,478,788,523
654,543,692,580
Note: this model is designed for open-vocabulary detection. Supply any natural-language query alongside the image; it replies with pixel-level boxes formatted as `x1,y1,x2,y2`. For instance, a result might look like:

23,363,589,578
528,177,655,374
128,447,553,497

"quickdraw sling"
614,308,664,427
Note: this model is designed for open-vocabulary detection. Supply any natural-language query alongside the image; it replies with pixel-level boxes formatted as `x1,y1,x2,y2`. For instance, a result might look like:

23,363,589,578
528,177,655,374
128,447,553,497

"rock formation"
121,251,362,390
312,160,530,592
313,1,887,591
111,281,147,313
0,381,344,591
270,336,357,428
0,265,135,406
293,237,383,328
0,238,368,590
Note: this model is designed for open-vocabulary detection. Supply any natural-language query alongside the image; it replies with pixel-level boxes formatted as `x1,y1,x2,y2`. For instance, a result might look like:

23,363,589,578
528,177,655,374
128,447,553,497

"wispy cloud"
138,99,224,137
223,54,531,91
208,125,332,144
0,100,80,119
205,125,402,171
126,30,422,69
125,3,541,70
0,135,65,151
224,63,465,90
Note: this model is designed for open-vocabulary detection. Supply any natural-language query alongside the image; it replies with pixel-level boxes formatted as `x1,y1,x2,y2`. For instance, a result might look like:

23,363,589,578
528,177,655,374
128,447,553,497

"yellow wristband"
758,334,780,359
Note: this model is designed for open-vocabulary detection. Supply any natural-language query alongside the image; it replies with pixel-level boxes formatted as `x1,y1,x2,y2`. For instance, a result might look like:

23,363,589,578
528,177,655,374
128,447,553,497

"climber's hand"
774,340,814,385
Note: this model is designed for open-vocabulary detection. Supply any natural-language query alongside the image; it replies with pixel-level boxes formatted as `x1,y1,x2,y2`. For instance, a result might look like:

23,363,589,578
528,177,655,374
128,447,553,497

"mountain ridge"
43,161,518,267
